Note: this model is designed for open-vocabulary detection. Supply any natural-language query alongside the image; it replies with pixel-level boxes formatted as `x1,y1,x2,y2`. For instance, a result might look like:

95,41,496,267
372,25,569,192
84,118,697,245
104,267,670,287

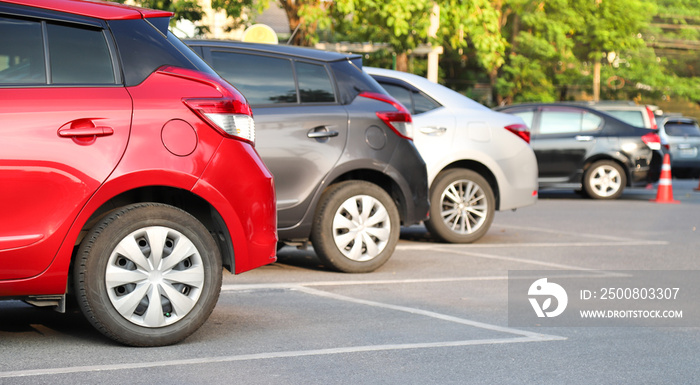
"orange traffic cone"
694,178,700,192
651,153,680,204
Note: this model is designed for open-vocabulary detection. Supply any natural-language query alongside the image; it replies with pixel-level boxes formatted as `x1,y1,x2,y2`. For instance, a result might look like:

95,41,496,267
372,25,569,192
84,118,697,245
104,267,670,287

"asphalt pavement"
1,179,699,384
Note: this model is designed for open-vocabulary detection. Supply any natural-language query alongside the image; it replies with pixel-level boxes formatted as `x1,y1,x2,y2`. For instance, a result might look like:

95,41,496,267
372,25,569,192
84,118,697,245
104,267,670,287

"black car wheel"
424,169,495,243
583,160,627,199
74,203,222,346
311,181,400,273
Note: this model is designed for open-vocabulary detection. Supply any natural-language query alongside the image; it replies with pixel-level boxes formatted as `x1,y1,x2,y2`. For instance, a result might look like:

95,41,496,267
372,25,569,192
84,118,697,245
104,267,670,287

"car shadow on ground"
274,227,444,270
274,180,700,271
537,186,661,201
0,300,99,341
275,247,333,272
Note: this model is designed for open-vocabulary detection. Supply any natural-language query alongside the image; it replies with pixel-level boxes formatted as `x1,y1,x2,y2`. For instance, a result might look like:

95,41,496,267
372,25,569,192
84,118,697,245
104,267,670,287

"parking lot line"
398,224,668,250
490,224,661,243
0,336,561,379
416,246,609,271
0,284,565,380
5,222,663,379
293,286,563,340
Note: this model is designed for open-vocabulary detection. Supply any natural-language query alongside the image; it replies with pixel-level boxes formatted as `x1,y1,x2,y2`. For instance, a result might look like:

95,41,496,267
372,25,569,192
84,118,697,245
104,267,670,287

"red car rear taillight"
157,66,256,145
359,91,413,140
642,132,661,151
184,98,256,144
505,123,531,144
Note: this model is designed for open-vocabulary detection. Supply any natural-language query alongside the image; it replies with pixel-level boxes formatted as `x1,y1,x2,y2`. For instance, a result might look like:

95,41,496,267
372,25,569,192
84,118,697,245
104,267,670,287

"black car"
186,40,430,273
496,103,663,199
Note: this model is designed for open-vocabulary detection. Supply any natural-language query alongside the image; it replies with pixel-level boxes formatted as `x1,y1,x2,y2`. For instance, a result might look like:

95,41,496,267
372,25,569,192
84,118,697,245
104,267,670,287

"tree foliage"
118,0,699,107
212,0,334,46
113,0,205,29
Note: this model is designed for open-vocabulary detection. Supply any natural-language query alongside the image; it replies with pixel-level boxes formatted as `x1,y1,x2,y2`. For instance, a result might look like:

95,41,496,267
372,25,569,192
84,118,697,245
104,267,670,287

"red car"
0,0,277,346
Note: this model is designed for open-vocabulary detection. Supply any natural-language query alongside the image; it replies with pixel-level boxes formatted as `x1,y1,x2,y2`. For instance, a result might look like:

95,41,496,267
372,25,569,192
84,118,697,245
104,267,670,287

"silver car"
365,67,538,243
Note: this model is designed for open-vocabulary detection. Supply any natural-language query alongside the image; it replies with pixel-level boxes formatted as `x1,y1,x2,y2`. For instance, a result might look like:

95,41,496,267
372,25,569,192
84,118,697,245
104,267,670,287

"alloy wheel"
589,165,623,198
439,179,488,235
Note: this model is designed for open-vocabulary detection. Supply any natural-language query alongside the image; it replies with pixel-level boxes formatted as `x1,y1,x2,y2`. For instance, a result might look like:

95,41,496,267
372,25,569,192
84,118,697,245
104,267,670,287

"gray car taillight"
359,91,414,140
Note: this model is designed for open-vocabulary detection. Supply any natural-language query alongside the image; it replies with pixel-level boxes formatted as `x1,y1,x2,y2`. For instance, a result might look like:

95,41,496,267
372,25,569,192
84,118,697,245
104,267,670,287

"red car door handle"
58,126,114,137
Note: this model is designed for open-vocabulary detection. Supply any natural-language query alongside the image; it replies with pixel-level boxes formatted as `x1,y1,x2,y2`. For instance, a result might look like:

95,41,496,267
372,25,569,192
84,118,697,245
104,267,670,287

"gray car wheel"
583,160,626,199
74,203,222,346
425,169,495,243
311,181,400,273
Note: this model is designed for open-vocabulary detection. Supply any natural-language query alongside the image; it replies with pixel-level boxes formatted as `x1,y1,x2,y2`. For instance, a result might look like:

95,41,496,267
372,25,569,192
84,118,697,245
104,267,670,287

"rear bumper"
386,139,430,225
631,150,663,185
496,145,539,210
195,140,278,274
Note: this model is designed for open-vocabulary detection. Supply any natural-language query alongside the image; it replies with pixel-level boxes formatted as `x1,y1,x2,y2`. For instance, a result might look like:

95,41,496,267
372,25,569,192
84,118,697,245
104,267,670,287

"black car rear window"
108,18,216,86
665,122,700,137
330,60,386,105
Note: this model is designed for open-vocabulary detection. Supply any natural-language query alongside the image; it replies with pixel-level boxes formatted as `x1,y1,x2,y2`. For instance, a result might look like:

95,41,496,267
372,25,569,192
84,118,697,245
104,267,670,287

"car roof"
364,66,489,111
185,39,362,63
662,116,698,125
496,103,606,114
3,0,172,20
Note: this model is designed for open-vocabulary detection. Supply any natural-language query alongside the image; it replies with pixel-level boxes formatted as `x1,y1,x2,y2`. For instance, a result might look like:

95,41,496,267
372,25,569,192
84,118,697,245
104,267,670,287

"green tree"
113,0,206,32
436,0,507,96
494,0,660,104
212,0,333,46
329,0,434,71
328,1,508,75
569,0,655,100
494,0,580,103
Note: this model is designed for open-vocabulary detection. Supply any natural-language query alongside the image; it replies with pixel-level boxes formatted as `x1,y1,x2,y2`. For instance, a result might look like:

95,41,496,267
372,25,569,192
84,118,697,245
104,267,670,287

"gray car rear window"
296,61,335,103
331,60,386,105
210,51,297,105
665,122,700,137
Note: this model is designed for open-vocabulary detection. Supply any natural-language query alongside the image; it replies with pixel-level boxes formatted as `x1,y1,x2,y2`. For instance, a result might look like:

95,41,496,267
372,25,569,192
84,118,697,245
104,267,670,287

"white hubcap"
332,195,391,262
105,226,204,327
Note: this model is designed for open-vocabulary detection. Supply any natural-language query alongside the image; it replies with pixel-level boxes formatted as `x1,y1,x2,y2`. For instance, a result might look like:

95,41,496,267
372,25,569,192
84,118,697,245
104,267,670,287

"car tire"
424,169,495,243
74,203,222,346
310,181,400,273
583,160,626,200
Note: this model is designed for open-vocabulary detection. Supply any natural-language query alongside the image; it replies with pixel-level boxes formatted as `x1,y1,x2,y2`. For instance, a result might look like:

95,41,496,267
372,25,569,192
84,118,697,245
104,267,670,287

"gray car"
659,116,700,177
186,41,429,273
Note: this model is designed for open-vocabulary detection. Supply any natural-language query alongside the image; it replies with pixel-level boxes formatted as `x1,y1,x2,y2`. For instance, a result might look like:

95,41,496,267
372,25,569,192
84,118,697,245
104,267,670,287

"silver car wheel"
589,165,622,198
440,179,488,235
106,226,204,328
332,195,391,262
